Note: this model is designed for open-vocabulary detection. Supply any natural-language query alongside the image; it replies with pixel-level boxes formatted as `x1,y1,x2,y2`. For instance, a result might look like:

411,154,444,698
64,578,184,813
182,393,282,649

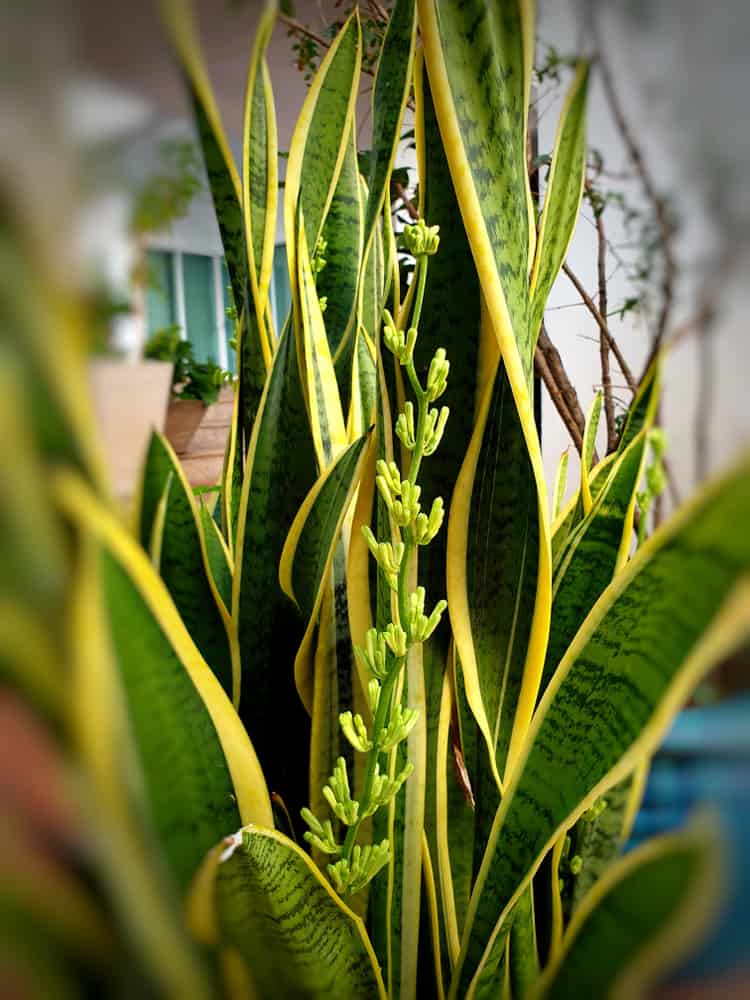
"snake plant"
3,1,749,998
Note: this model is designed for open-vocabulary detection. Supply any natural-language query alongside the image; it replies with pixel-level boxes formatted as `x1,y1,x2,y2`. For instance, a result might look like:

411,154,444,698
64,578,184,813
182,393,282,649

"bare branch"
562,262,637,392
590,9,676,379
278,13,378,79
534,343,585,455
593,200,617,451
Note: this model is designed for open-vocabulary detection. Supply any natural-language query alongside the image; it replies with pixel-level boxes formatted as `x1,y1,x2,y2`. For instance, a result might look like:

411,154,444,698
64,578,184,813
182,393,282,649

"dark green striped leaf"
453,455,750,996
536,819,720,1000
233,322,316,819
198,501,232,612
201,825,386,999
136,432,235,701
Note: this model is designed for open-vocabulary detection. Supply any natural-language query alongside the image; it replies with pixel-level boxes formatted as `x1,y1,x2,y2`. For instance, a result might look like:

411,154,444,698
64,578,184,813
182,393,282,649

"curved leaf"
198,500,233,612
581,391,603,514
136,431,238,703
190,825,386,999
529,63,590,348
233,321,316,817
280,433,369,711
284,11,362,280
452,455,750,996
243,1,278,351
534,818,722,1000
59,472,273,895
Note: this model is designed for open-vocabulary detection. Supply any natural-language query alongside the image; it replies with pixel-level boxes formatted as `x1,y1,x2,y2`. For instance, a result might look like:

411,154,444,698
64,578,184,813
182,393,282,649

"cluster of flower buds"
400,219,441,258
353,626,389,680
361,523,403,590
408,586,448,644
382,310,417,364
328,840,391,896
323,757,359,826
300,807,340,856
339,710,372,753
377,703,419,753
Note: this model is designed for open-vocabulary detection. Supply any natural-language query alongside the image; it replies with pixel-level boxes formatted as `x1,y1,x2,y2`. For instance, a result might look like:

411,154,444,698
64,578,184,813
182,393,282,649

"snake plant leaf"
422,0,553,786
284,10,362,281
319,123,364,362
0,601,64,725
242,0,278,351
362,0,417,249
447,352,542,792
418,0,534,379
298,213,350,471
60,473,273,890
541,430,649,696
135,431,238,704
219,384,243,550
233,320,316,818
529,62,590,349
451,455,750,998
147,470,171,569
533,817,722,1000
198,501,233,612
581,391,603,514
552,450,569,520
189,825,386,999
279,433,369,711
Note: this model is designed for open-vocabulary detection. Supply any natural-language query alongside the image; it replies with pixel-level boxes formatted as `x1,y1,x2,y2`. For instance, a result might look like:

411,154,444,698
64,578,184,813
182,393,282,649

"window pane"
145,250,175,336
183,253,217,363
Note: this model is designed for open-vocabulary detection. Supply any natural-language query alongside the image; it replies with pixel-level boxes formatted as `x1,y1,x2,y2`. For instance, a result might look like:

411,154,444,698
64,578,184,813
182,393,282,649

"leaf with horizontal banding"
533,817,722,1000
419,0,534,379
552,451,569,520
135,431,237,703
450,455,750,997
580,391,603,514
318,123,363,362
280,433,369,712
58,472,273,898
541,431,649,697
233,320,316,819
198,501,233,612
284,11,362,284
298,213,349,471
220,383,242,551
189,825,386,999
243,1,277,351
529,63,589,349
362,0,417,249
422,0,553,789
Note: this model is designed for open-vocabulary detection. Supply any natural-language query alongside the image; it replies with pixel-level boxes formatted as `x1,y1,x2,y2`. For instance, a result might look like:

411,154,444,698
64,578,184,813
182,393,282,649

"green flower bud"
401,219,440,257
301,807,340,855
395,400,417,450
327,839,390,896
414,496,445,545
382,309,405,359
569,855,583,876
339,711,372,753
408,588,447,643
423,406,450,456
426,348,450,401
378,703,419,752
323,757,359,826
353,627,389,680
384,621,408,658
367,678,381,714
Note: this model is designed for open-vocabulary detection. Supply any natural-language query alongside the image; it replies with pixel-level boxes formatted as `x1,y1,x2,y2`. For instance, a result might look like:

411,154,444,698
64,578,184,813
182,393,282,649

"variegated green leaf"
198,500,232,612
135,431,237,703
190,826,386,999
552,450,569,520
534,818,721,1000
279,433,369,711
59,473,273,898
529,63,590,348
233,321,316,819
285,11,362,277
451,456,750,997
362,0,417,248
581,391,603,514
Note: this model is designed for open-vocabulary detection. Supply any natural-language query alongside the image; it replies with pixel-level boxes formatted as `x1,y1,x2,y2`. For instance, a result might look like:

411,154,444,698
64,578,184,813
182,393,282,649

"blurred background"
1,0,748,995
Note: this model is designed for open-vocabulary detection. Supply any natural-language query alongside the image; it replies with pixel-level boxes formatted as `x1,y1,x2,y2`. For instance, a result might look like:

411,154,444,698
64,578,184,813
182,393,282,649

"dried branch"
534,343,585,455
593,202,617,451
590,9,676,381
561,262,637,392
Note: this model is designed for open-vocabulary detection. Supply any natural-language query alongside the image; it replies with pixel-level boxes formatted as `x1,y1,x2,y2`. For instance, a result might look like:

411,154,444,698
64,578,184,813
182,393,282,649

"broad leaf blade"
136,432,237,703
191,825,386,999
452,456,750,996
529,63,590,348
60,473,272,897
535,818,721,1000
233,321,316,818
198,500,233,612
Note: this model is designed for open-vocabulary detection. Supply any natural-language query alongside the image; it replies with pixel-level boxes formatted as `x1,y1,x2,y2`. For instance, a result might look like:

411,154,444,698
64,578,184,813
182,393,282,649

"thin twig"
593,201,617,451
536,326,587,448
562,263,637,392
535,345,584,455
590,9,676,381
278,13,378,79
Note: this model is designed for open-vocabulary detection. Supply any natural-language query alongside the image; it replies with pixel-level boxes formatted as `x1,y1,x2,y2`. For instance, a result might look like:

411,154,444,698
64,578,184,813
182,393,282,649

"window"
146,247,292,371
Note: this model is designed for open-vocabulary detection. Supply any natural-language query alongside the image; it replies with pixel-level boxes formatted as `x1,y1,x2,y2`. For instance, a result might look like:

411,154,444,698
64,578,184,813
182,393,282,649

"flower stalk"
301,220,449,896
